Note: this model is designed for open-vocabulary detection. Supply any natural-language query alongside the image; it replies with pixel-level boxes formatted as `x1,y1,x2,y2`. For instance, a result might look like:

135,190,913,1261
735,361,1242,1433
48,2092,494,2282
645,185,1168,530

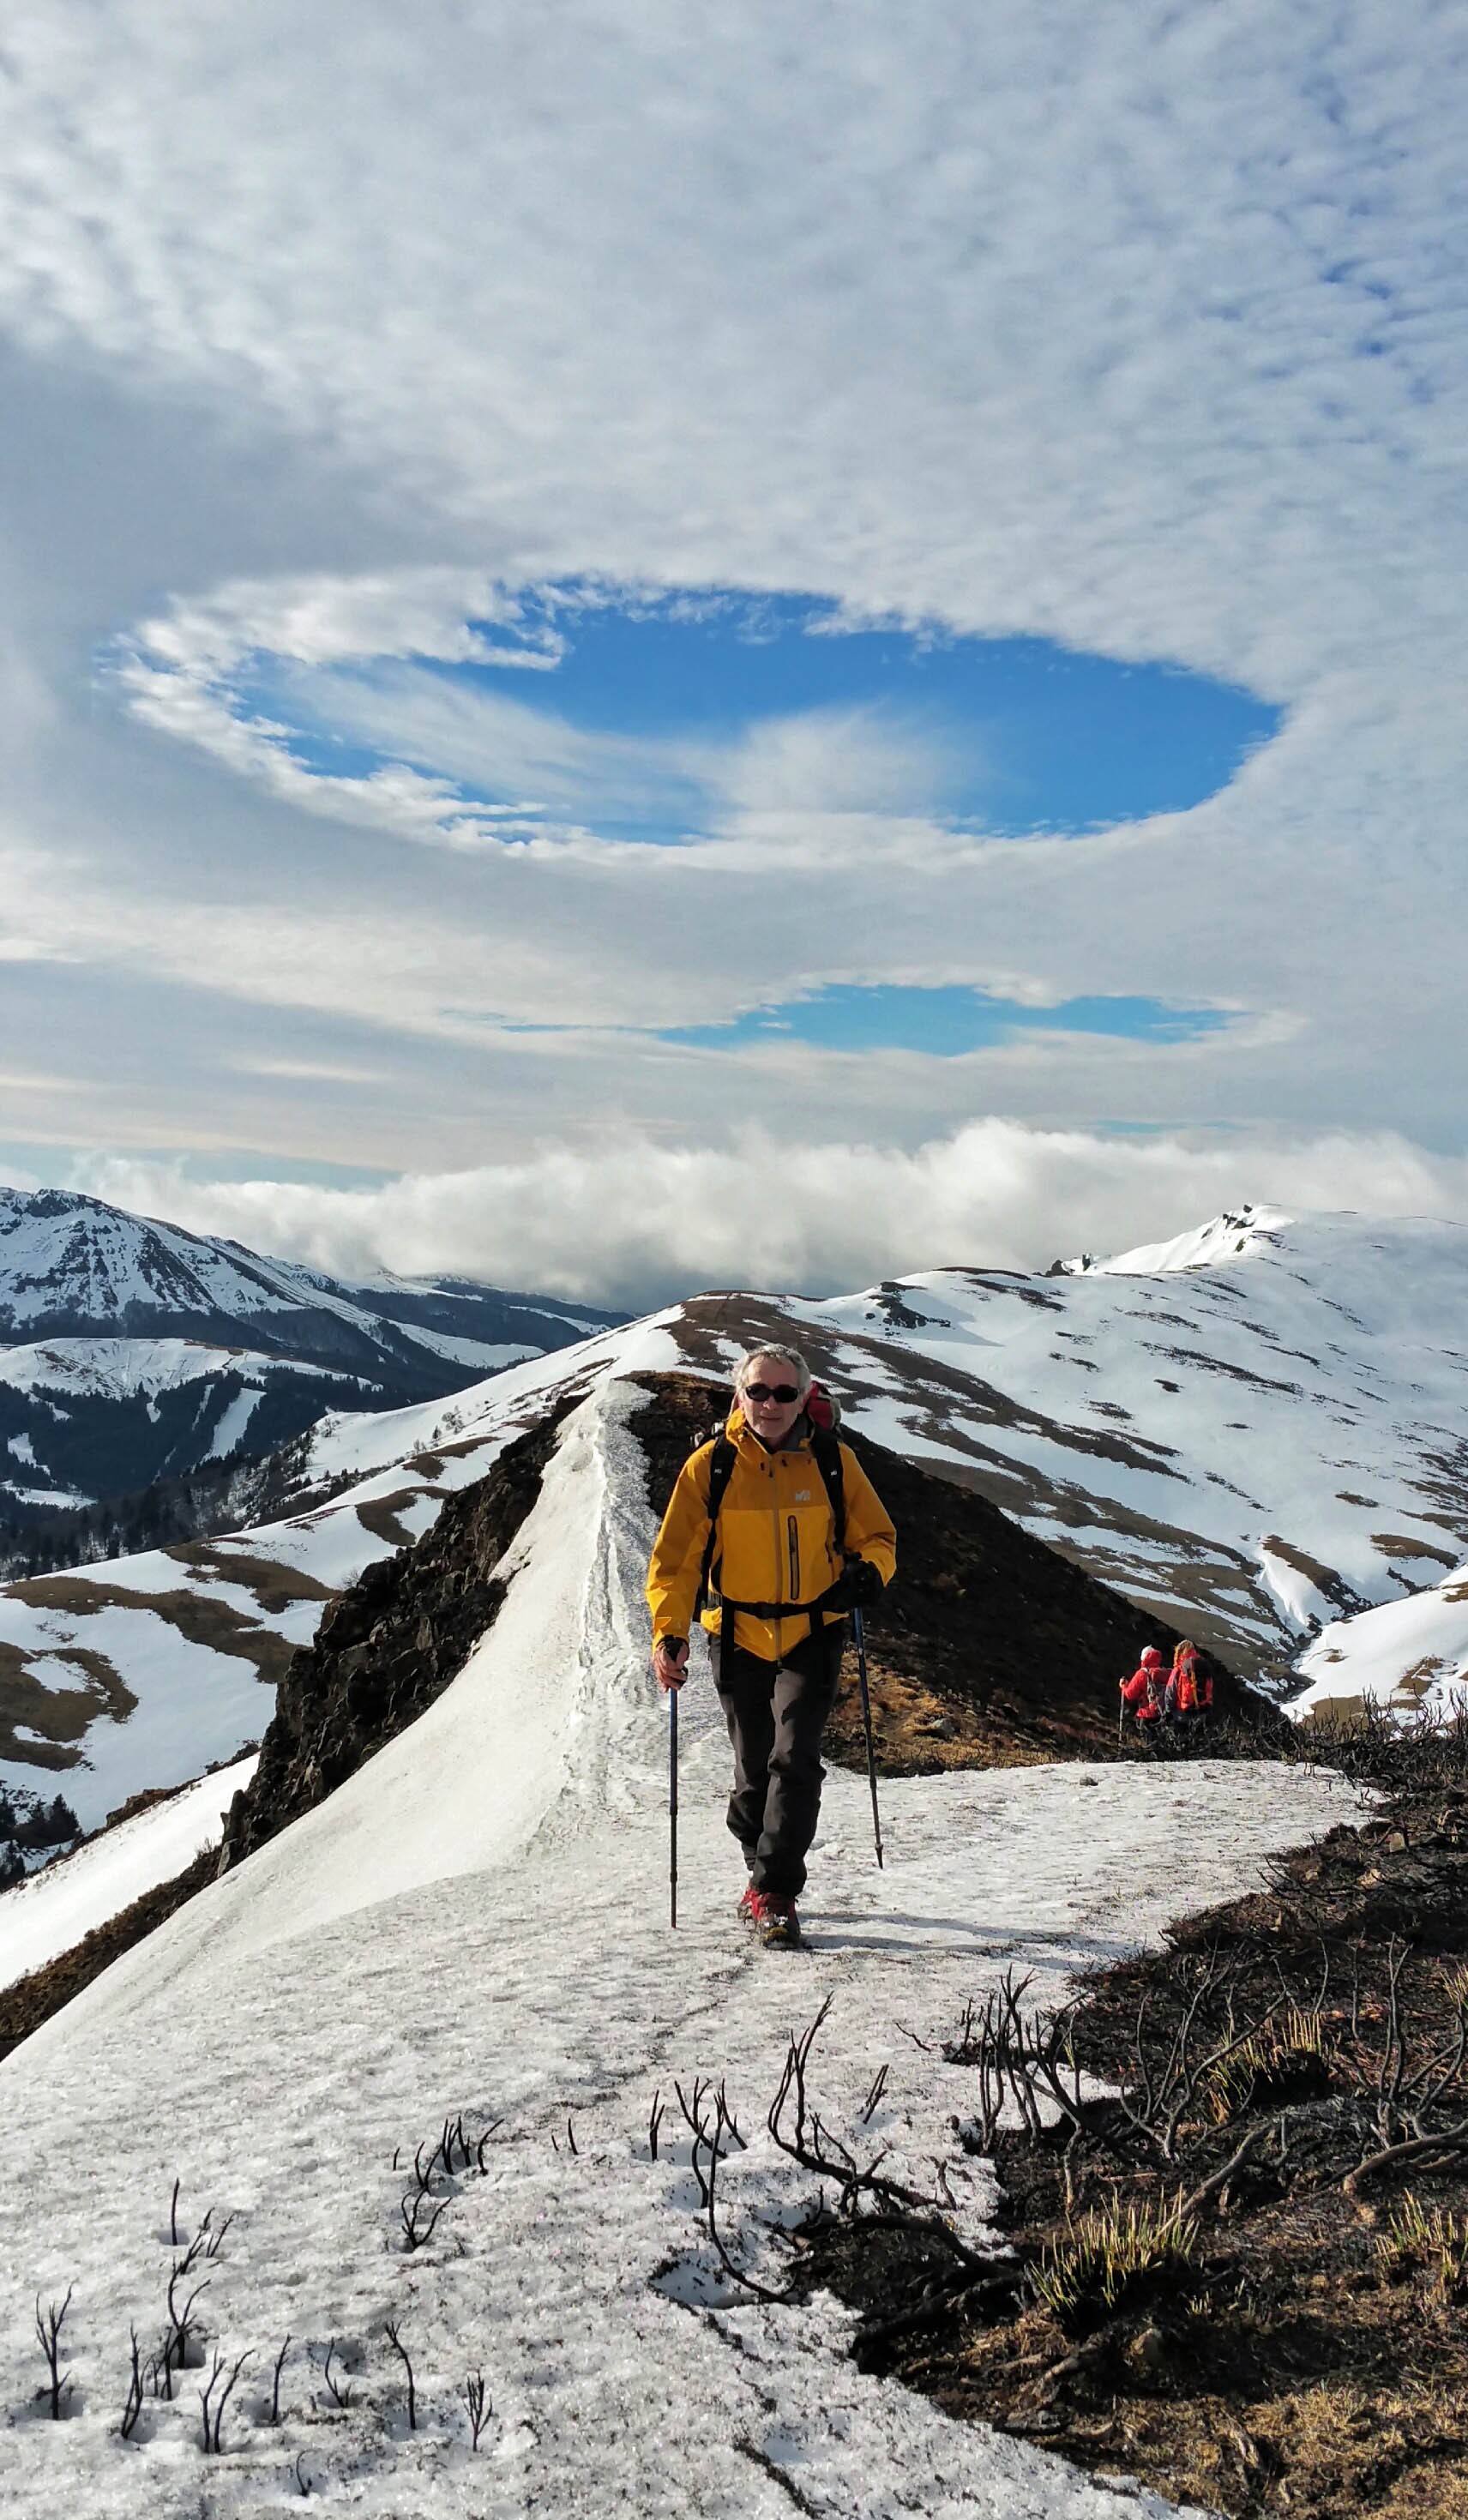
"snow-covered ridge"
0,1337,334,1402
0,1316,679,1829
0,1376,1351,2517
715,1205,1468,1680
1056,1200,1295,1277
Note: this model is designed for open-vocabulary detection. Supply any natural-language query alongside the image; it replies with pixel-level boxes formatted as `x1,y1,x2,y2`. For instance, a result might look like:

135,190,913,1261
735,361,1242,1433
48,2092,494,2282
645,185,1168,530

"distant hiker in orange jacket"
1165,1639,1211,1725
1120,1646,1167,1734
647,1344,895,1949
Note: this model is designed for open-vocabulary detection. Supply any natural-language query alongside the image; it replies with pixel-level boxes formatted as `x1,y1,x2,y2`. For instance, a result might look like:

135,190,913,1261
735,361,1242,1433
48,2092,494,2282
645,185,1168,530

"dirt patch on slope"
352,1490,430,1549
164,1544,337,1611
629,1374,1263,1769
5,1576,295,1686
0,1639,137,1765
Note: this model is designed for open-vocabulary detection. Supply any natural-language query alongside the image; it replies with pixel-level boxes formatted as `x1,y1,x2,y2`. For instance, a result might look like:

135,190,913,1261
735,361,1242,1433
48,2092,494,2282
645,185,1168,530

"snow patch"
202,1385,265,1459
0,1754,256,1990
1289,1564,1468,1723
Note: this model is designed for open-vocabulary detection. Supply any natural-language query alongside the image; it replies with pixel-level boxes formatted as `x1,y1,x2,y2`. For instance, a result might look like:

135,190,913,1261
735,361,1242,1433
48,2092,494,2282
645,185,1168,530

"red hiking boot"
755,1893,801,1949
738,1880,759,1925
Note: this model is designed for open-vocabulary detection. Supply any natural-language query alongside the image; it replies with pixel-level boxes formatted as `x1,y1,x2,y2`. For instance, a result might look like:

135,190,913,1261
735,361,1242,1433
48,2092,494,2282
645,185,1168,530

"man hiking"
647,1345,896,1947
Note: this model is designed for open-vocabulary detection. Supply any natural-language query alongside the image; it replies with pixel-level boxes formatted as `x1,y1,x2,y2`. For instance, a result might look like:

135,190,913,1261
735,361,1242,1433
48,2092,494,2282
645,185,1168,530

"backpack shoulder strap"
694,1432,737,1619
810,1428,847,1555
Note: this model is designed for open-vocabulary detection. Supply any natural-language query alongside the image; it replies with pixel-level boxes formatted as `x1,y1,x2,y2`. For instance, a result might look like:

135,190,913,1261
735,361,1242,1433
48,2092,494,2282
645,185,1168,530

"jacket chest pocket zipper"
787,1514,799,1601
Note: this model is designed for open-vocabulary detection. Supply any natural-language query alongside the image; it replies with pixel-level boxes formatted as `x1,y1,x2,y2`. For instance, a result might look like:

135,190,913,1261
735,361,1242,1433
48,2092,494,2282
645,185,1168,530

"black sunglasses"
744,1380,801,1404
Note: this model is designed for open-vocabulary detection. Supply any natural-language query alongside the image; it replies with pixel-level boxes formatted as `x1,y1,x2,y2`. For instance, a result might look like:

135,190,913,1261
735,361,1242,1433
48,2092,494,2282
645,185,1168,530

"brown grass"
826,1645,1060,1773
0,1637,138,1765
166,1545,336,1611
352,1490,427,1549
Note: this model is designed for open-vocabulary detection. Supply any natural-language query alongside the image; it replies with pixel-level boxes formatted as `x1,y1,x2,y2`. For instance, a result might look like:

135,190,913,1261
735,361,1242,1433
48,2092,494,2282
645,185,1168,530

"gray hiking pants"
711,1623,845,1898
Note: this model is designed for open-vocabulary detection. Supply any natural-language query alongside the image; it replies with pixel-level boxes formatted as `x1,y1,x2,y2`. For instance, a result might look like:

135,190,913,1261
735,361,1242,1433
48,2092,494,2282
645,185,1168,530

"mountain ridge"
0,1185,624,1520
4,1202,1468,1829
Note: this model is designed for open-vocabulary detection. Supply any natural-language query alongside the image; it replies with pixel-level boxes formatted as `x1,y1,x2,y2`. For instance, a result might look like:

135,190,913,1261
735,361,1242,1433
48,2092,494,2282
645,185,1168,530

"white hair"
735,1343,813,1398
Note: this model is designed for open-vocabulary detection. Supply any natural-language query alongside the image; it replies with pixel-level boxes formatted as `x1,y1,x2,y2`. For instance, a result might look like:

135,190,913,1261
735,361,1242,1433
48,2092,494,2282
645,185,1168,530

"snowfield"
1287,1558,1468,1724
0,1383,1357,2517
0,1753,256,1991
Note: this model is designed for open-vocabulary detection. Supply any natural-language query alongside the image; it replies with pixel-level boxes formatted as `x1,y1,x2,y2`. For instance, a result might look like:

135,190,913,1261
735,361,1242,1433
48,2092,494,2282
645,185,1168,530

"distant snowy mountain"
5,1201,1468,1828
0,1188,623,1517
756,1201,1468,1680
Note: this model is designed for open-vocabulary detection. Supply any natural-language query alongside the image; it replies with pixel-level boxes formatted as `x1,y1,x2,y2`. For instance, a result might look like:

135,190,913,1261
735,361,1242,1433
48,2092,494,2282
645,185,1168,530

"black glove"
819,1555,885,1613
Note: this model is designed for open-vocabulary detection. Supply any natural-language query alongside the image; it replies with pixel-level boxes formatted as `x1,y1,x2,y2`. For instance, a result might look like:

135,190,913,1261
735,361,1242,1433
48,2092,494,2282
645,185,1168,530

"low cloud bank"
63,1122,1468,1314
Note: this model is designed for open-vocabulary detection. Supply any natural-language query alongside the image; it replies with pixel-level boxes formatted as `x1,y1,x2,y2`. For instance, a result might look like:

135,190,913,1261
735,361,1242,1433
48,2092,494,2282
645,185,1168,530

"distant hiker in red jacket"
1120,1646,1166,1735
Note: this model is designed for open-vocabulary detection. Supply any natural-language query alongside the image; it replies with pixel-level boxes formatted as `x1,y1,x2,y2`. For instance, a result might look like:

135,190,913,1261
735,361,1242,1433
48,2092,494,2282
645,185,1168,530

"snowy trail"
0,1386,1357,2517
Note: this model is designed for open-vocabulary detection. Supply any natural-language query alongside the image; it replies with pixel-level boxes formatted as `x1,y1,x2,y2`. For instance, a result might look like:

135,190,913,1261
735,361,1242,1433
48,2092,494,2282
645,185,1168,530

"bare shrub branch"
319,2339,353,2409
34,2284,74,2421
268,2334,292,2425
199,2347,250,2452
462,2368,490,2448
383,2318,417,2431
119,2325,144,2439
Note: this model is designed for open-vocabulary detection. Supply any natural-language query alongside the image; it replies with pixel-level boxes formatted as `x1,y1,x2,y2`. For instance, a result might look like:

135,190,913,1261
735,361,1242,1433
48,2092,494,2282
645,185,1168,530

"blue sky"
660,982,1230,1056
240,586,1278,847
1,4,1466,1301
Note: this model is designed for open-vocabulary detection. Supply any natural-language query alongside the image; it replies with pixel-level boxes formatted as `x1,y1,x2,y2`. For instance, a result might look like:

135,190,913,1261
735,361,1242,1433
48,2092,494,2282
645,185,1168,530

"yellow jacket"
647,1409,897,1662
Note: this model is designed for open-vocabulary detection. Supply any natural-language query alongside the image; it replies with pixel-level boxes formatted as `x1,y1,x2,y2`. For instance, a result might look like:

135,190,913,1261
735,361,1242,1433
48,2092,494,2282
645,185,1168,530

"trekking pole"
1117,1683,1125,1747
851,1609,885,1869
668,1684,679,1928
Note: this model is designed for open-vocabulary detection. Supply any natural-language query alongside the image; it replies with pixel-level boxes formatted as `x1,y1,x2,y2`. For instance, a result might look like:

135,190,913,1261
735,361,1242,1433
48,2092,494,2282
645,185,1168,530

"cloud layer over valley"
75,1122,1468,1313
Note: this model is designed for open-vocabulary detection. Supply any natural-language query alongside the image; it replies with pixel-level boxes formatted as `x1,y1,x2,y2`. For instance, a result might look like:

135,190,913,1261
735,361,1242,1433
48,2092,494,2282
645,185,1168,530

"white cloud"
0,3,1462,1196
70,1122,1468,1314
